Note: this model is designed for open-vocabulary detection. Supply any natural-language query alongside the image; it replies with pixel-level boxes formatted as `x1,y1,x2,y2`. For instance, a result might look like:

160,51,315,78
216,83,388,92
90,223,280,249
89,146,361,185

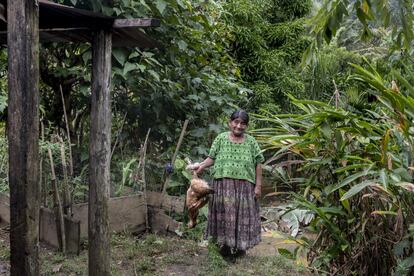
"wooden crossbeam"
113,18,160,28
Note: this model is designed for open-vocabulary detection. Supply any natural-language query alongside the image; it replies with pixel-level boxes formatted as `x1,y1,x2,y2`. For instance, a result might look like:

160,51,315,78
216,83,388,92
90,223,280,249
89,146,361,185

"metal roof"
0,0,161,48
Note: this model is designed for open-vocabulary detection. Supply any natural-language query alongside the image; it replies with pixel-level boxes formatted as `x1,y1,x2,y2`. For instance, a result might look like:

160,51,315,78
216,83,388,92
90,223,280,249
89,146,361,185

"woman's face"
229,117,247,136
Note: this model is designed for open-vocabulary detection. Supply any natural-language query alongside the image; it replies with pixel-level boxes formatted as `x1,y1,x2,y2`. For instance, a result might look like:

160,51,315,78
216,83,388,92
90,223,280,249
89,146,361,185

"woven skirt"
205,178,261,251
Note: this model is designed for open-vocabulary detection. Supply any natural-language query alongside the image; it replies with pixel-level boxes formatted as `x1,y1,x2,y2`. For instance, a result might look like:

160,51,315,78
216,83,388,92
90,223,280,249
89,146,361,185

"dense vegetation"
253,1,414,275
2,0,414,275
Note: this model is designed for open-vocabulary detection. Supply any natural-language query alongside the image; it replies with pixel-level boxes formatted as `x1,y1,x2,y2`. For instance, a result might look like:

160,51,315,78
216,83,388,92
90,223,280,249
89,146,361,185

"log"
7,1,40,275
89,29,112,276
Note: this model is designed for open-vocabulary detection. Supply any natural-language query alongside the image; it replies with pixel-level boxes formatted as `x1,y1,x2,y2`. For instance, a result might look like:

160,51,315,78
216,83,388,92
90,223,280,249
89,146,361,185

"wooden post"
7,0,40,275
89,29,112,276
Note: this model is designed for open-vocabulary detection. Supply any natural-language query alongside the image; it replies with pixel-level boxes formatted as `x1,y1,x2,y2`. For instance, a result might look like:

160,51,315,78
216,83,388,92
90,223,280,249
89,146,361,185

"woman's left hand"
254,185,261,199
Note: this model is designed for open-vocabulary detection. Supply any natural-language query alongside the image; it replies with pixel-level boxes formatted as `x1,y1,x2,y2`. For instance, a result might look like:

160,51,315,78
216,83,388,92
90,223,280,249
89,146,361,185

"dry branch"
162,119,189,195
110,112,128,161
48,148,66,253
58,135,72,215
141,129,151,230
59,85,73,176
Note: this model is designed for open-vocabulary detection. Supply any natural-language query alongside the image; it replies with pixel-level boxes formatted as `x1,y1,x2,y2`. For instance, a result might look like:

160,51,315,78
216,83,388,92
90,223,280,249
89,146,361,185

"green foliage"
221,0,313,113
22,0,249,196
267,0,312,22
305,0,414,67
0,49,7,117
302,46,364,101
253,62,414,274
0,136,8,193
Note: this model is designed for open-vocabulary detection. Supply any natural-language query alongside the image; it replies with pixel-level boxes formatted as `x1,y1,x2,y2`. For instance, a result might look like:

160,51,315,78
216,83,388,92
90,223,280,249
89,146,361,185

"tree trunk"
7,0,40,275
88,29,112,276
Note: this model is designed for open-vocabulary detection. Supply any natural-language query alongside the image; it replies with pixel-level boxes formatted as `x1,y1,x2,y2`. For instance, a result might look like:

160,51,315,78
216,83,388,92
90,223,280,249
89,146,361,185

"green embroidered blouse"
208,132,264,184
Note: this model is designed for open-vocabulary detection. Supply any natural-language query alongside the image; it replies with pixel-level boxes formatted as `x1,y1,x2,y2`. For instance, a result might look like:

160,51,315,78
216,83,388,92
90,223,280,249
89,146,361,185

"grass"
0,232,307,275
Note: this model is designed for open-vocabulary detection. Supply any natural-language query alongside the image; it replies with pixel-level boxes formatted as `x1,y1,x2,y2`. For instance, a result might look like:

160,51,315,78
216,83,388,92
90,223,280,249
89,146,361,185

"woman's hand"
195,165,204,175
192,157,214,175
255,164,262,199
254,185,261,199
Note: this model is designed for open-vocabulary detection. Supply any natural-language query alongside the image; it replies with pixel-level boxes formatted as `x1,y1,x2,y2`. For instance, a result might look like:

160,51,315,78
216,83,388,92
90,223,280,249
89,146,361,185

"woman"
193,109,264,257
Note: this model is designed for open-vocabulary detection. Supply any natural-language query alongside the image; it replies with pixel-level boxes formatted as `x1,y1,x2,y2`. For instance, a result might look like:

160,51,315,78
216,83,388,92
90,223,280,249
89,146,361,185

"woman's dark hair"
230,109,249,125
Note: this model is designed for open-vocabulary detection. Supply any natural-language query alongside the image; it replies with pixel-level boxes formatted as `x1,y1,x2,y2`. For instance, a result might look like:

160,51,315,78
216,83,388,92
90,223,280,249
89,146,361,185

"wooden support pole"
89,29,112,276
7,1,40,275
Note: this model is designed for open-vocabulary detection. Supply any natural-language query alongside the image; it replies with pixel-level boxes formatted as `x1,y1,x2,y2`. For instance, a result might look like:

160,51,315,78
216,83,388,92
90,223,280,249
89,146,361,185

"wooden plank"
0,28,161,48
89,29,112,276
72,194,147,238
112,28,161,48
39,208,80,254
146,191,185,213
7,0,40,275
113,18,160,28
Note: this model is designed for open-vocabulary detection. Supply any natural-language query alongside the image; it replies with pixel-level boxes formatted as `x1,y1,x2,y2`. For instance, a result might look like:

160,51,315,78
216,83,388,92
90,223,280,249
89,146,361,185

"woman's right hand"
186,162,200,172
195,164,204,175
188,157,214,175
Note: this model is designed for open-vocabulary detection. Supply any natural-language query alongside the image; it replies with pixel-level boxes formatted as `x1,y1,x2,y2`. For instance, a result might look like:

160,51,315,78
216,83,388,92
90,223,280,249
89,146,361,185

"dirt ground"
0,225,307,276
0,195,308,275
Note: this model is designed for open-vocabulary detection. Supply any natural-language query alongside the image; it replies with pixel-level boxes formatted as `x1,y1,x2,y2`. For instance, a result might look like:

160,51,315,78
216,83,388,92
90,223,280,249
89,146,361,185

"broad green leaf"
379,168,388,189
113,49,127,66
177,40,188,50
137,64,146,72
327,168,375,194
340,181,373,201
148,70,160,81
277,248,294,259
123,62,137,75
168,181,186,188
174,158,185,169
339,189,351,213
182,170,192,181
155,0,168,14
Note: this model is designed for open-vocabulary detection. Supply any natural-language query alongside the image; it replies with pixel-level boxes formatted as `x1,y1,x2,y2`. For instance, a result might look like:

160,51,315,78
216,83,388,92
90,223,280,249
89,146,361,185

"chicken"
186,171,214,228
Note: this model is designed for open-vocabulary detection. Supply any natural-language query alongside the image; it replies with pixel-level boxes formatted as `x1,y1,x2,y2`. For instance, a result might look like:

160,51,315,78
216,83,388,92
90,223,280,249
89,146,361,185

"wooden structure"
0,192,184,255
0,1,160,275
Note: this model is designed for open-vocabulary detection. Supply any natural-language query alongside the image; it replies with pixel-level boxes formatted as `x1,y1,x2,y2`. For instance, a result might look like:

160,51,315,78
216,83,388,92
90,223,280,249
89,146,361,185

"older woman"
193,109,264,257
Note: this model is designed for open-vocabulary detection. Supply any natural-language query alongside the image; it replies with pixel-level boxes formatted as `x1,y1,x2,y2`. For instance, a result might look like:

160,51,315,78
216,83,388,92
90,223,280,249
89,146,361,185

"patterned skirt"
205,178,261,251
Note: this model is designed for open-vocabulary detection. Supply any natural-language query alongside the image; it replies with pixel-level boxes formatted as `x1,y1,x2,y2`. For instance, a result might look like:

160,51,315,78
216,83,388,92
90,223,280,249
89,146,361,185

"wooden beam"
7,0,40,275
113,18,160,28
89,29,112,276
